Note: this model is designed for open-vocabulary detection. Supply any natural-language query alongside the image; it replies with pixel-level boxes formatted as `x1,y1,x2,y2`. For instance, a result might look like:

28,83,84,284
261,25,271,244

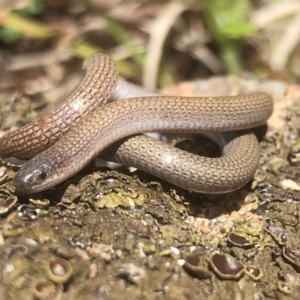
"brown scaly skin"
0,53,273,194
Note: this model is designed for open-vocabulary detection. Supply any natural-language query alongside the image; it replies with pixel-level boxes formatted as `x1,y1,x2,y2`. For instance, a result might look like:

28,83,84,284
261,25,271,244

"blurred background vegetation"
0,0,299,92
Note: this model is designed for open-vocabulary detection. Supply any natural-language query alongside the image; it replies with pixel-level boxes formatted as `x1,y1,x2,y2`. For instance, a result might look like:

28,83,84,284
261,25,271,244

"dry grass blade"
143,2,186,90
0,10,53,39
270,14,300,71
251,0,300,29
6,50,72,71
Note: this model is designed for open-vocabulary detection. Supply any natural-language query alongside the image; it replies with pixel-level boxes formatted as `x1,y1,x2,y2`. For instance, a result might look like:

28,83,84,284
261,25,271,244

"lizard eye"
37,170,48,181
